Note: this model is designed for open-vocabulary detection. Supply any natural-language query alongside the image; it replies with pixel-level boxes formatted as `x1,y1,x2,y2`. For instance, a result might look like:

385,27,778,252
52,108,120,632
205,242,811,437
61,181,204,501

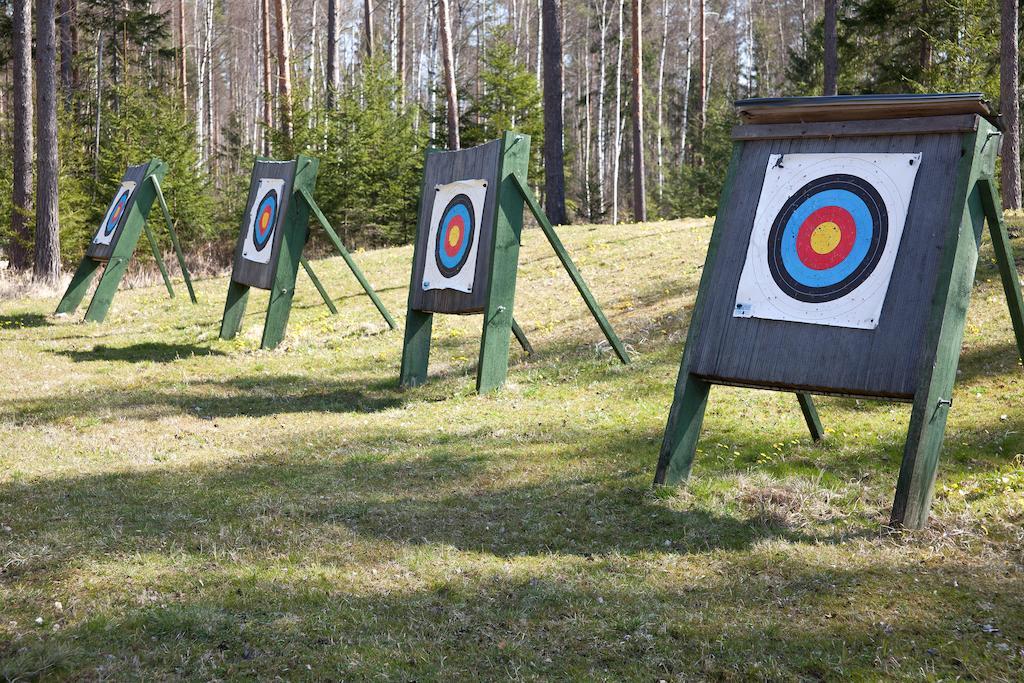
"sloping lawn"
1,219,1022,680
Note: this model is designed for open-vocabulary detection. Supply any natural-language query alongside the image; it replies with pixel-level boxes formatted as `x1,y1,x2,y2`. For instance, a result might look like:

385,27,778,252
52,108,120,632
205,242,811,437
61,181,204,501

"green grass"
1,219,1022,680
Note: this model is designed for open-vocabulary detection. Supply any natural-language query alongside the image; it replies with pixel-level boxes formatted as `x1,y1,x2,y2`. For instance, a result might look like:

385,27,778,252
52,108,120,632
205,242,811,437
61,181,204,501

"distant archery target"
767,174,888,304
93,181,137,245
252,190,278,252
422,179,488,293
242,177,286,264
434,194,476,278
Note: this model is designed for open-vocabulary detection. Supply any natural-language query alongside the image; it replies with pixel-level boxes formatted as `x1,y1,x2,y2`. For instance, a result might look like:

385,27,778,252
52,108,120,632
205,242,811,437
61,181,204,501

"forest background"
0,0,1018,281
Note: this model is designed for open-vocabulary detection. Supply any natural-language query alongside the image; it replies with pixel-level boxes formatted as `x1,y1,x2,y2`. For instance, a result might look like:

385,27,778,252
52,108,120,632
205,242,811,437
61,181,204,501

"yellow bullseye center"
810,221,841,254
448,226,461,247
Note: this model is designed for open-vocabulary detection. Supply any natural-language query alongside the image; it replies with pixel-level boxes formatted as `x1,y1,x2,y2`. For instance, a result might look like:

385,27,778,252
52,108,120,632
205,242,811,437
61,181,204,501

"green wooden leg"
220,280,250,340
511,317,534,355
299,188,397,329
83,256,130,323
55,256,101,315
797,393,825,442
654,372,712,485
152,175,197,304
512,173,630,364
261,253,302,350
300,256,338,314
978,176,1024,363
891,163,989,528
142,219,174,298
400,308,433,387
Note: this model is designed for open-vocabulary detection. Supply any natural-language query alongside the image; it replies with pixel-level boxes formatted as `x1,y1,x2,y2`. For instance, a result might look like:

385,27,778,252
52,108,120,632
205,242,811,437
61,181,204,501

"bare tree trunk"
611,0,624,224
261,0,274,152
10,0,34,271
59,0,78,107
35,0,62,283
327,0,339,108
919,0,932,70
823,0,837,95
698,0,706,131
535,0,543,84
177,0,188,106
655,0,667,199
364,0,375,59
274,0,294,141
427,0,438,140
1002,0,1022,208
397,0,407,90
595,0,609,217
631,0,646,221
542,0,568,224
680,0,692,160
438,0,460,148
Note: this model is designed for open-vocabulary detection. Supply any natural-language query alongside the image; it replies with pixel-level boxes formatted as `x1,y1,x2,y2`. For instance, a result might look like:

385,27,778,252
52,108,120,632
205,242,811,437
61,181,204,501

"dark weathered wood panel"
86,162,152,261
732,115,978,141
230,159,298,291
688,129,969,399
409,139,502,314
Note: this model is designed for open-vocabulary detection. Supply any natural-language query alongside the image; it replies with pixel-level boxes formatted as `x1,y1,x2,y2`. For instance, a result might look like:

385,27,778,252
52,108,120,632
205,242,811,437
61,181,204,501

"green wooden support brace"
655,144,745,486
55,256,102,315
400,148,439,388
478,132,531,393
300,255,338,314
151,175,197,304
219,280,250,340
511,173,630,364
84,256,130,322
796,393,825,442
511,317,534,355
891,126,995,529
141,217,174,298
298,187,397,329
978,176,1024,364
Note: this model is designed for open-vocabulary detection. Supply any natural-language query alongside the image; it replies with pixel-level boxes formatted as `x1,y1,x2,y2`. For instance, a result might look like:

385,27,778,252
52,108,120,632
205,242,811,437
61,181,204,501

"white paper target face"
733,153,922,329
242,178,286,264
92,181,137,245
422,179,488,293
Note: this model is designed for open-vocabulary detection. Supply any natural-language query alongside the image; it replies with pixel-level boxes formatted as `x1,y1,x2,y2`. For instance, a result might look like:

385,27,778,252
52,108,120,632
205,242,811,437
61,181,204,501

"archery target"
734,153,921,329
422,179,488,293
92,181,137,245
242,178,285,264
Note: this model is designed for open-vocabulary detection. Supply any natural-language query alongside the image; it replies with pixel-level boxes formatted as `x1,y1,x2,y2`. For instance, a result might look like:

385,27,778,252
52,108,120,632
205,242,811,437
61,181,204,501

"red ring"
795,206,857,270
443,215,465,257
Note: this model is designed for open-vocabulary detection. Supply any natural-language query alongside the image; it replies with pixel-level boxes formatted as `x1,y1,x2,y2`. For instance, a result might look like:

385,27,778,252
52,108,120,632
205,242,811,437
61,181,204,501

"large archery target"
422,179,488,293
242,177,285,264
92,181,137,246
734,153,921,329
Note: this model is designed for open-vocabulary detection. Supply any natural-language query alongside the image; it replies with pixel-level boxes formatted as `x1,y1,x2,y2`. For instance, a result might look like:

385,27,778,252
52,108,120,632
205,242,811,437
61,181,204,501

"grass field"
1,218,1022,680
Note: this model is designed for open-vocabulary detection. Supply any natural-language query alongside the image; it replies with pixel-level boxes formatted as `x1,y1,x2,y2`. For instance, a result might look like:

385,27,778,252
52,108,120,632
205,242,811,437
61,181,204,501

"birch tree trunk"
611,0,624,224
543,0,568,224
10,0,34,271
655,0,667,199
1001,0,1022,208
698,0,706,133
35,0,62,283
631,0,646,221
274,0,294,141
595,0,609,217
438,0,460,148
679,0,692,160
823,0,837,95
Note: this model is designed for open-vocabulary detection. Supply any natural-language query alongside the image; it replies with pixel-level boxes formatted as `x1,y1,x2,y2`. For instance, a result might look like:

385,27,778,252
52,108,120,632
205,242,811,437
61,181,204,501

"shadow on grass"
0,312,51,329
54,342,228,363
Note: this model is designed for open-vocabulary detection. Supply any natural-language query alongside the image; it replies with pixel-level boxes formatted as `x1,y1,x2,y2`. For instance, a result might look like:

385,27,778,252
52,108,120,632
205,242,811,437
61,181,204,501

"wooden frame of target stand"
219,154,396,349
400,131,630,393
655,94,1024,529
55,158,197,322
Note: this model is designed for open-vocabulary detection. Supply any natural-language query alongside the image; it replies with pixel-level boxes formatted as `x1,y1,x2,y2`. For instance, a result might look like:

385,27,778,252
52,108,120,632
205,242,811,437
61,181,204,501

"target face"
242,177,286,264
92,181,137,245
734,153,921,329
423,179,488,293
